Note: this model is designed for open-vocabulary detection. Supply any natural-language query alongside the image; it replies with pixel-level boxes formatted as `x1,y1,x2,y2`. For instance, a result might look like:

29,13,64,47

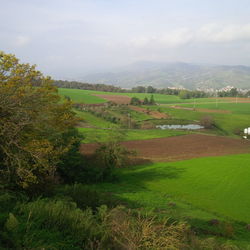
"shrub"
93,141,135,181
0,199,240,249
130,97,141,105
57,184,119,210
200,115,215,129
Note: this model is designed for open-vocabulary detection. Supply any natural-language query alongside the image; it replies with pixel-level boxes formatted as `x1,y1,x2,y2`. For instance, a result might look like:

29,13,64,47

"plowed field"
81,134,250,162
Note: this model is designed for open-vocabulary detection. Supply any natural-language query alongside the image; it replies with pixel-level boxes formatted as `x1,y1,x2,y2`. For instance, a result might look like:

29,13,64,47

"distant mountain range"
81,62,250,90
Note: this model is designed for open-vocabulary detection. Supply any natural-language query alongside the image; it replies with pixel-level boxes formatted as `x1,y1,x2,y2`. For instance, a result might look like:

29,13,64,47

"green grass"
94,154,250,225
93,154,250,246
58,88,106,104
58,88,250,107
181,102,250,115
75,110,117,128
79,127,188,143
147,104,250,136
58,88,233,105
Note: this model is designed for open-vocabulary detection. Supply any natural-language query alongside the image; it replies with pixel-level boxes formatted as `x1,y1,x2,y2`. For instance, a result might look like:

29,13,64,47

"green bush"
93,141,135,182
2,199,109,249
0,198,240,249
57,184,119,210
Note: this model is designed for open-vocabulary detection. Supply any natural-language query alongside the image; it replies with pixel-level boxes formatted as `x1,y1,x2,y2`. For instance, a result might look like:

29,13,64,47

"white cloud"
15,35,30,47
129,23,250,50
130,28,193,49
198,23,250,43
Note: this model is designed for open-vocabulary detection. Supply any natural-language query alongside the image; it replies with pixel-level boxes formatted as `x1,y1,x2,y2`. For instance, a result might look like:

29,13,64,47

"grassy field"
58,88,250,107
148,104,250,136
93,154,250,245
181,102,250,115
67,87,249,138
58,88,107,103
62,87,250,245
75,110,117,128
95,154,250,223
59,88,239,104
79,127,188,143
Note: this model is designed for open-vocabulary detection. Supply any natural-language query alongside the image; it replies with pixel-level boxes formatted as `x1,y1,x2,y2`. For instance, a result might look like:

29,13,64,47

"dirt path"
129,105,169,119
81,134,250,162
93,94,131,104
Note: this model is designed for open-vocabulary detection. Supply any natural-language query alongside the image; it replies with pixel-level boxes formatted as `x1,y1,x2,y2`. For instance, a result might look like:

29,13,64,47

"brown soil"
171,105,194,111
129,105,169,119
170,105,231,114
80,134,250,162
93,94,131,104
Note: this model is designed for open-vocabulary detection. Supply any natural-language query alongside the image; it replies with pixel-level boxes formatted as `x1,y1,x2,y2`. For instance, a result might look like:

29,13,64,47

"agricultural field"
78,127,188,143
59,87,243,104
58,88,107,103
58,87,250,246
66,87,250,139
146,102,250,136
93,154,250,246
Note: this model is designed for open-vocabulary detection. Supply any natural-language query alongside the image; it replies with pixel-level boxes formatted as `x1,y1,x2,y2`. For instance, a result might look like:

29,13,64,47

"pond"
156,124,204,130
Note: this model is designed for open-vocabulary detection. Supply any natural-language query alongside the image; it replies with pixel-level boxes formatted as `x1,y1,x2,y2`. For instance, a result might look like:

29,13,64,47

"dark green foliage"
130,97,141,105
179,89,208,99
200,115,215,129
146,86,156,93
54,80,124,92
218,88,239,97
57,184,119,210
143,97,149,105
131,86,146,93
149,95,156,105
1,199,108,249
57,128,86,184
92,141,134,182
64,95,71,101
0,198,240,249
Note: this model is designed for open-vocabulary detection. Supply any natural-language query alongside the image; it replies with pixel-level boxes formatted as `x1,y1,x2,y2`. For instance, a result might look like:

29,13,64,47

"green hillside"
95,154,250,223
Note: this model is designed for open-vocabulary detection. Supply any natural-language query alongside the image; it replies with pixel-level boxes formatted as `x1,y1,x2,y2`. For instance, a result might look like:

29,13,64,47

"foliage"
0,198,241,249
143,97,149,105
200,115,215,129
93,141,135,181
0,52,79,192
57,184,119,210
55,79,125,92
56,128,86,184
130,96,141,105
149,94,156,105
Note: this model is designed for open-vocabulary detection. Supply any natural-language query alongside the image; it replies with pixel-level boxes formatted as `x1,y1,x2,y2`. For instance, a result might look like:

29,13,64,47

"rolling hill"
81,62,250,90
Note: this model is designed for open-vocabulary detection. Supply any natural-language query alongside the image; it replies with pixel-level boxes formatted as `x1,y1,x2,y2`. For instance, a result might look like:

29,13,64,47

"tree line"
54,80,126,92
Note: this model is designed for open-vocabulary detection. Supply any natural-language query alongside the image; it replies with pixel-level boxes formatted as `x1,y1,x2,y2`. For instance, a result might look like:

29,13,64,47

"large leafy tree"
0,52,79,190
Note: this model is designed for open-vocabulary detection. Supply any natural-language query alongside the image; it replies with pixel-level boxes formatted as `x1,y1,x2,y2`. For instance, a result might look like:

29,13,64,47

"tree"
146,86,156,93
0,52,79,191
149,95,156,105
200,115,214,129
179,90,190,99
131,86,146,93
143,97,149,105
130,97,141,105
94,140,135,181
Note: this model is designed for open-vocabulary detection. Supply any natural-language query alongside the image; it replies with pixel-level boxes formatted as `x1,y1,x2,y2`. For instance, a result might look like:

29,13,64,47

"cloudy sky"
1,0,250,79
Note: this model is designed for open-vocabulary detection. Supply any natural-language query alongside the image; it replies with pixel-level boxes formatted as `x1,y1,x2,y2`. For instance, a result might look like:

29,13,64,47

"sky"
1,0,250,79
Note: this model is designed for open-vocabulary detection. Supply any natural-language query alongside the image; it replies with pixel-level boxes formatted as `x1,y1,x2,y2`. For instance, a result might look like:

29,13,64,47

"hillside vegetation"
81,61,250,89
